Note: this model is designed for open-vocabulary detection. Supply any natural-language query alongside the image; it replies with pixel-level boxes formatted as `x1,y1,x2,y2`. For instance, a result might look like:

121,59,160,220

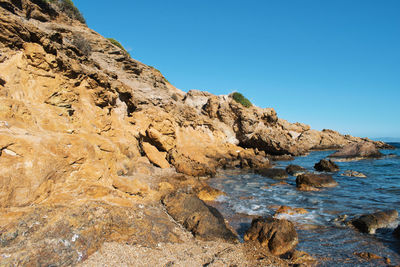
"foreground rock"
296,173,338,191
286,164,306,176
329,142,383,160
314,159,339,172
256,168,288,179
244,217,298,256
341,170,367,178
162,192,238,242
351,210,398,234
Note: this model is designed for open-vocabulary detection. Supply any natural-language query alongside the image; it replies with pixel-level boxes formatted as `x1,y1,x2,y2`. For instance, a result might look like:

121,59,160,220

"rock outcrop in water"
329,142,385,161
314,159,340,172
351,210,398,234
0,0,394,264
286,164,306,176
296,173,338,191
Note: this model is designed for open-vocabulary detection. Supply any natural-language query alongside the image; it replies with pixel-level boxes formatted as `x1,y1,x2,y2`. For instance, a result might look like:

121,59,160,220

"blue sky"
75,0,400,139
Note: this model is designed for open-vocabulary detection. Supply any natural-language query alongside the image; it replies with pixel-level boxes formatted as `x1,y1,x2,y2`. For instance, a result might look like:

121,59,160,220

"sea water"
208,143,400,266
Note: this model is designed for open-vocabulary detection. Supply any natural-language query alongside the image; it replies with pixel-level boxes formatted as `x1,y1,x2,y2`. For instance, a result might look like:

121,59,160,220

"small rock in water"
341,170,367,178
296,173,338,191
244,217,298,256
351,210,398,234
256,168,288,179
274,206,308,216
353,252,382,260
286,165,306,176
314,159,339,172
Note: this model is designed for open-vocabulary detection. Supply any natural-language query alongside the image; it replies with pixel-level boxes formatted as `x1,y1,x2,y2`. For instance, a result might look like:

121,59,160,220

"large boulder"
162,192,238,242
329,142,383,160
314,159,339,172
286,165,306,176
351,210,398,234
296,173,338,190
244,217,298,256
256,168,288,179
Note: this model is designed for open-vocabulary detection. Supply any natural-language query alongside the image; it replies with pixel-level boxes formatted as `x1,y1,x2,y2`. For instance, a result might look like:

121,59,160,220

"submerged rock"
244,217,298,256
394,225,400,238
314,159,339,172
162,192,238,242
353,252,383,260
341,170,367,178
329,142,383,160
351,210,398,234
286,165,306,176
296,173,338,190
256,168,288,179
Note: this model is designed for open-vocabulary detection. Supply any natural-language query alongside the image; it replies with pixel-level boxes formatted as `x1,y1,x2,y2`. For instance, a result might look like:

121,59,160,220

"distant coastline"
372,137,400,143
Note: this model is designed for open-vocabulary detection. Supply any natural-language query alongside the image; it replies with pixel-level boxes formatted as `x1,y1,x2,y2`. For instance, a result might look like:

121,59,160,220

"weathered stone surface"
314,159,339,172
296,173,338,190
141,142,170,169
162,192,238,242
256,168,288,179
195,184,226,201
244,217,298,256
286,165,306,176
0,202,184,266
351,210,398,234
329,142,383,160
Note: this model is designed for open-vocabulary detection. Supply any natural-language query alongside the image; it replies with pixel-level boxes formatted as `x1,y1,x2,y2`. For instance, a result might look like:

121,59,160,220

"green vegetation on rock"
39,0,86,24
107,38,130,56
231,92,252,108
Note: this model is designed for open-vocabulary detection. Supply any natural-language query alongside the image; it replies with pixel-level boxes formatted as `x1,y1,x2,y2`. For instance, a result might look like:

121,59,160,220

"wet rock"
274,206,308,216
394,225,400,238
268,154,294,161
195,184,226,201
162,192,238,242
256,168,288,179
353,252,383,260
244,217,298,256
286,165,306,176
329,142,383,160
341,170,367,178
351,210,398,234
287,250,318,266
314,159,339,172
296,173,338,190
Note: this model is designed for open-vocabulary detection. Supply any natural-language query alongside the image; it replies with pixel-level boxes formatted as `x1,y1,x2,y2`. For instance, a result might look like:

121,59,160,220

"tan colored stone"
141,142,170,169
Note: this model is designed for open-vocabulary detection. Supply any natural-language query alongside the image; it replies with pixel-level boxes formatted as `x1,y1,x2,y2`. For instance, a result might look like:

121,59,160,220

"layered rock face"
0,0,392,264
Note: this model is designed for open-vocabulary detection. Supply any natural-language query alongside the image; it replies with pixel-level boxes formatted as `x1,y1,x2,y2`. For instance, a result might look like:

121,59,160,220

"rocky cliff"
0,0,390,265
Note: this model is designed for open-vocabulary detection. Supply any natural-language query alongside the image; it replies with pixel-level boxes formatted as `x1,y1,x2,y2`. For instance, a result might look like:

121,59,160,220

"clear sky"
75,0,400,139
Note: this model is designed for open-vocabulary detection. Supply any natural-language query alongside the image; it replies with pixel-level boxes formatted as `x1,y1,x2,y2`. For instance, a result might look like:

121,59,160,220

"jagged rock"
141,142,170,169
351,210,398,234
329,142,383,160
314,159,339,172
341,170,367,178
244,217,298,256
162,192,238,242
296,173,338,191
256,168,288,179
286,165,306,176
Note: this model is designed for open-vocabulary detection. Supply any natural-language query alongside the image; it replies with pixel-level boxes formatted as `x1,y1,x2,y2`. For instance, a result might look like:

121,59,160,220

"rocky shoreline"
0,1,397,266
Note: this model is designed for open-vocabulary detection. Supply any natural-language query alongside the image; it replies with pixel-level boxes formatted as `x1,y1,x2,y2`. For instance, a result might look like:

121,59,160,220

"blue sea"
209,143,400,266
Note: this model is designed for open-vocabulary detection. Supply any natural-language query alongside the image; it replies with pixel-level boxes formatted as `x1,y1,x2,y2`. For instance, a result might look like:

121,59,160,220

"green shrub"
107,38,130,55
231,92,252,108
41,0,86,24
